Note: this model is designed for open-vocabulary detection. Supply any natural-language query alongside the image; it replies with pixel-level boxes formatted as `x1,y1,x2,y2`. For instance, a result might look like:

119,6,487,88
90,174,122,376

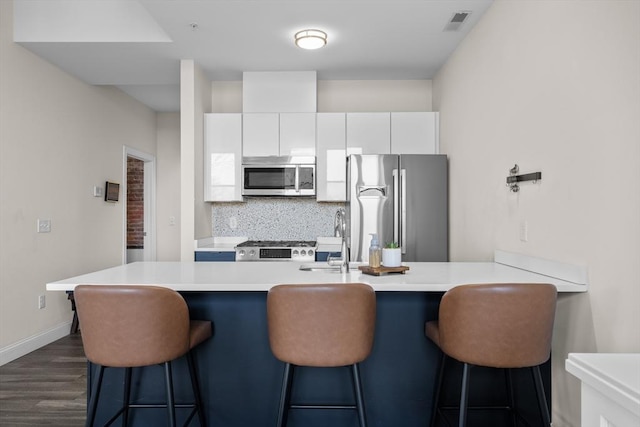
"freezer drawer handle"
357,186,386,197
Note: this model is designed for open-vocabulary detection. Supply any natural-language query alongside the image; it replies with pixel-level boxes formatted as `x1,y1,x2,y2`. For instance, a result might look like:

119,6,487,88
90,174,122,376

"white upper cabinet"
204,113,243,202
391,112,439,154
242,113,315,157
346,113,391,154
242,113,279,157
279,113,316,156
316,113,346,201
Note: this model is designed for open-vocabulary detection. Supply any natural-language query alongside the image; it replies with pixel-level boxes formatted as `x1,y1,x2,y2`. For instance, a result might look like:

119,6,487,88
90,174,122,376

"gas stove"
235,240,317,262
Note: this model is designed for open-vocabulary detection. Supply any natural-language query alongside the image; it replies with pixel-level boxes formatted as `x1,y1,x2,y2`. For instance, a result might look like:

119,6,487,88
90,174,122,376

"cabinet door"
391,112,439,154
242,113,279,156
279,113,316,156
346,113,391,154
195,251,236,262
204,113,243,202
316,113,346,201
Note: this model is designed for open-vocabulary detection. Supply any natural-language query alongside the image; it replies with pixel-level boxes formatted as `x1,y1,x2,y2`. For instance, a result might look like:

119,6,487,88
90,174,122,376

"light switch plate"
93,186,104,197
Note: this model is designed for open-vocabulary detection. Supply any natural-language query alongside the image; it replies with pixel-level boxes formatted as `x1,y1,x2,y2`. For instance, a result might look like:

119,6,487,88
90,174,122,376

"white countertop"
194,236,247,252
46,260,587,293
566,353,640,419
194,236,342,252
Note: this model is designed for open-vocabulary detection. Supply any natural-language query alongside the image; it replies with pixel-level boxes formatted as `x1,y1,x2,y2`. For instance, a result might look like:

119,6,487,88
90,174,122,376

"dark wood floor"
0,334,87,426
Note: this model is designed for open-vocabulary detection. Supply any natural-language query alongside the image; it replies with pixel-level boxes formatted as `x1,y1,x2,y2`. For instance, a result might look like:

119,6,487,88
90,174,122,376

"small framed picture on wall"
105,181,120,202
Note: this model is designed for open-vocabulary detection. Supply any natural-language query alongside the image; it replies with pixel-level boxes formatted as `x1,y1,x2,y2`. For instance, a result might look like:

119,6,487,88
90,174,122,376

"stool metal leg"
430,352,447,427
505,368,517,427
458,363,471,427
187,351,206,427
164,362,176,427
532,365,551,426
276,363,294,427
351,363,368,427
122,367,132,427
86,365,104,427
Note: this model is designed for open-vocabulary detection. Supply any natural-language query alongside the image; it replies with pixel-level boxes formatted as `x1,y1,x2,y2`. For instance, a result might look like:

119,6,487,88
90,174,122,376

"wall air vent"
443,11,471,32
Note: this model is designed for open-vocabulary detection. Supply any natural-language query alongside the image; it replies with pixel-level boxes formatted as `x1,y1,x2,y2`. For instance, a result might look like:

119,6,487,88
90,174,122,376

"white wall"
212,81,243,113
210,79,433,113
318,80,432,112
180,60,212,261
0,1,157,359
156,113,181,261
433,1,640,426
193,65,212,241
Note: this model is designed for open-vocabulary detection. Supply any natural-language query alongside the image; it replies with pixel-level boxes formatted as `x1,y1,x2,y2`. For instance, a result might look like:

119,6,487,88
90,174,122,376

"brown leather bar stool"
267,283,376,427
425,283,557,427
74,285,212,427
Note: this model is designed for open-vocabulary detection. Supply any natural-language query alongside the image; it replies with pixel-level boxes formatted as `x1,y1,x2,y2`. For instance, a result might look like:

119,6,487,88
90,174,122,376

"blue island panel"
87,292,550,427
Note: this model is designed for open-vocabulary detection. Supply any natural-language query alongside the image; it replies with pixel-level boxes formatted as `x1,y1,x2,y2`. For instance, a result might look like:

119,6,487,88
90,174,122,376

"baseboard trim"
0,321,71,366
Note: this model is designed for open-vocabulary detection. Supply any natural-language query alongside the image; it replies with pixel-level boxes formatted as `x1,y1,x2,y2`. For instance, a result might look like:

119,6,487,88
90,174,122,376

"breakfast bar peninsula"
47,252,586,427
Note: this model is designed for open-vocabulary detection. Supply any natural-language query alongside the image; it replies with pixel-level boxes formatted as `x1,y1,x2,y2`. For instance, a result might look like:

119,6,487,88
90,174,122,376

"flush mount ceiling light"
294,29,327,50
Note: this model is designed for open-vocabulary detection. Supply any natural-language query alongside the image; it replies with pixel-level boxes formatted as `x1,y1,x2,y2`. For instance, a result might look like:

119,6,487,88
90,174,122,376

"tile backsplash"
212,198,345,240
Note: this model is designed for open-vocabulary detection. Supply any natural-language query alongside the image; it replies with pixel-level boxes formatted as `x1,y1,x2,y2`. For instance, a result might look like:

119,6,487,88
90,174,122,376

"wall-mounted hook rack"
506,164,541,192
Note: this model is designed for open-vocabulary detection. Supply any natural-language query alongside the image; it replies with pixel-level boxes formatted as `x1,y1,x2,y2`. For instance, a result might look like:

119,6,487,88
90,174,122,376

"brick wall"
127,157,144,249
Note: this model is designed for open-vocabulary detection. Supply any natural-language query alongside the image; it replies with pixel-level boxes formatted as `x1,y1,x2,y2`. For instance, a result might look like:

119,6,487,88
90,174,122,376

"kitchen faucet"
328,209,349,273
333,208,345,237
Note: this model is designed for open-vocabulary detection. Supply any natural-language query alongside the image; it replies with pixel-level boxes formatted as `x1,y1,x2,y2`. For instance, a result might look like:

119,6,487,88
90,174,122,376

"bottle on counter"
369,233,381,268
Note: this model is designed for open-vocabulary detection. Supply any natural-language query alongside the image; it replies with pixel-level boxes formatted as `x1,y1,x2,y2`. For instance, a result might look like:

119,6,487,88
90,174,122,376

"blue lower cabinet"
195,251,236,262
315,251,341,262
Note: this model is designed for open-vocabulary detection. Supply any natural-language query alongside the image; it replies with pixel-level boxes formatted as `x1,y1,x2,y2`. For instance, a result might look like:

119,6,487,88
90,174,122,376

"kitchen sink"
299,263,342,272
298,262,362,272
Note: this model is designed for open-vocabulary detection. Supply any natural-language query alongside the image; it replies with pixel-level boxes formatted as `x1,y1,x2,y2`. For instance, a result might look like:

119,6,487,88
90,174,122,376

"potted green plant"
382,242,401,267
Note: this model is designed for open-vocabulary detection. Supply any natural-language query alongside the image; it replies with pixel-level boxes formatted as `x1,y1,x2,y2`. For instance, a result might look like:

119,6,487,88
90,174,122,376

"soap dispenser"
369,233,381,268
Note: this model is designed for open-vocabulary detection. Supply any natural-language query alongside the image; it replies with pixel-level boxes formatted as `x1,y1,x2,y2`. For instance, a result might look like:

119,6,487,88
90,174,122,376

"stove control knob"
308,250,314,257
238,250,245,257
293,250,299,256
301,250,307,256
249,250,256,257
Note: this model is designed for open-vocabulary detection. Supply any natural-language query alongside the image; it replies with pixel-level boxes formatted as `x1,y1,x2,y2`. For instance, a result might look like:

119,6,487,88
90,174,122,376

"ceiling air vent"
443,11,471,32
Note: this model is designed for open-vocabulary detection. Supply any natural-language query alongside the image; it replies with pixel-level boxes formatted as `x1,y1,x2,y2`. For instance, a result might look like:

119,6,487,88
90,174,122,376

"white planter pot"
382,248,402,267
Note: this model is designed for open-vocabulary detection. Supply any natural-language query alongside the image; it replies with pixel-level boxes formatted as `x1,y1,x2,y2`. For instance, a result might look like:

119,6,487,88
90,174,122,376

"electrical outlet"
519,220,528,242
38,294,46,309
169,216,176,226
37,219,51,233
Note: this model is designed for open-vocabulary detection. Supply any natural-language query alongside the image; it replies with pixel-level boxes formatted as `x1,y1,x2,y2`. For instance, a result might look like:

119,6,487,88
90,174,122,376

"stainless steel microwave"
241,156,316,197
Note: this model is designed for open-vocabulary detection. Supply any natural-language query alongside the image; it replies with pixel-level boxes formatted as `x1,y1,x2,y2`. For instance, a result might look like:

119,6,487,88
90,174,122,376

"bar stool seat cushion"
268,283,376,367
428,283,556,369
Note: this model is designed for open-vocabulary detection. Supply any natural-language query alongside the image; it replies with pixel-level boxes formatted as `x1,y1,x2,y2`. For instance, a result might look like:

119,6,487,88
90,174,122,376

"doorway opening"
123,147,156,264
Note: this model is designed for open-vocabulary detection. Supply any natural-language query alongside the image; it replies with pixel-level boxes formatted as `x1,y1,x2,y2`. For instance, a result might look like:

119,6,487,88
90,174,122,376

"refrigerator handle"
401,169,407,255
392,169,399,245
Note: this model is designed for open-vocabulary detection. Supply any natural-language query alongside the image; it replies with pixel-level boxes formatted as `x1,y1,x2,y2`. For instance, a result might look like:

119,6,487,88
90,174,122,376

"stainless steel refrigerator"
346,154,448,263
